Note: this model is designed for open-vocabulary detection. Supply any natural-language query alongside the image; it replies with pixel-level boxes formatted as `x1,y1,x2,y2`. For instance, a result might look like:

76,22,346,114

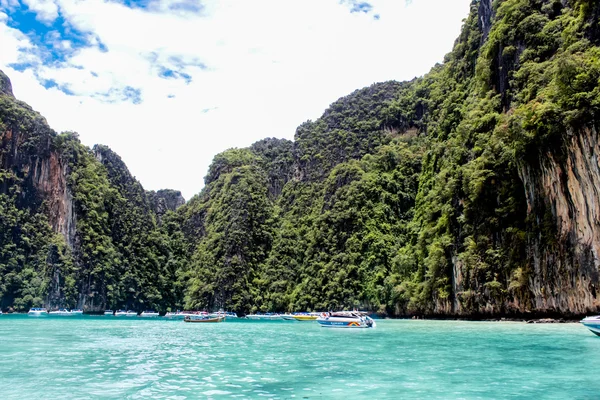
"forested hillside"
1,0,600,317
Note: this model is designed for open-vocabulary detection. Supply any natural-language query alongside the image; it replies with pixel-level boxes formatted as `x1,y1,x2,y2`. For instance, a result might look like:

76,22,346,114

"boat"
281,314,296,321
71,309,83,315
140,310,159,317
114,309,137,317
104,310,114,316
245,313,282,320
49,308,73,316
28,308,48,316
184,315,224,323
208,311,239,319
165,311,207,319
316,311,376,328
293,313,319,321
580,315,600,336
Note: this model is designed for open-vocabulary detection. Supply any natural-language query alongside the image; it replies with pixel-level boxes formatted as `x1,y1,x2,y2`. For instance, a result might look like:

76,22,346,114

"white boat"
115,309,129,316
208,311,239,319
104,310,114,316
28,308,48,316
581,315,600,336
166,311,208,319
245,313,282,320
140,310,159,317
316,311,376,328
71,309,83,315
281,314,296,320
49,308,73,316
125,310,137,317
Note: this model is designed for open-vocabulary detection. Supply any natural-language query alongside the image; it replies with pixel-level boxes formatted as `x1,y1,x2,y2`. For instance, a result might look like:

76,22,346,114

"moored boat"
71,309,83,315
184,315,224,323
49,308,73,316
115,309,127,316
208,311,239,319
245,313,282,320
316,311,376,328
28,308,48,316
166,311,207,319
281,314,296,320
293,313,319,321
581,315,600,336
104,310,114,316
140,310,159,317
125,310,137,317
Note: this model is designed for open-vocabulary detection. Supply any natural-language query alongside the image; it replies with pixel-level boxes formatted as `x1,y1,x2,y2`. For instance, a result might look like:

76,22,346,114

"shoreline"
1,312,584,323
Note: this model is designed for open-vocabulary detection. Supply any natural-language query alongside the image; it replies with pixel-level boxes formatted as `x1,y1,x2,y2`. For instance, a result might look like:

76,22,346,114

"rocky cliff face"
518,124,600,315
0,74,77,248
147,189,185,220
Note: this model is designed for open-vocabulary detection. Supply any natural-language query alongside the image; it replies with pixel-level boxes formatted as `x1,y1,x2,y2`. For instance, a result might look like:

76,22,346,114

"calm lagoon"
0,316,598,399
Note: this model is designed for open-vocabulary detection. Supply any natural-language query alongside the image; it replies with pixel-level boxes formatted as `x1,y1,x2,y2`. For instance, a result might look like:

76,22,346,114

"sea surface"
0,315,598,399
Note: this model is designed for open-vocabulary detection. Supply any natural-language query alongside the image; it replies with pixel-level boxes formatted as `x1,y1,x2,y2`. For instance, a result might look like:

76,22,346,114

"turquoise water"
0,316,598,399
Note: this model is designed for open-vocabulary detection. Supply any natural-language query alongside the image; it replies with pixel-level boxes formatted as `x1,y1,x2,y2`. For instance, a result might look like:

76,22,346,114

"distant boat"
49,309,73,316
104,310,114,316
184,315,224,323
140,310,159,317
245,313,282,320
208,311,239,319
316,311,376,328
125,310,137,317
115,310,137,317
165,311,207,319
71,309,83,315
281,314,296,320
293,313,319,321
28,308,48,316
581,315,600,336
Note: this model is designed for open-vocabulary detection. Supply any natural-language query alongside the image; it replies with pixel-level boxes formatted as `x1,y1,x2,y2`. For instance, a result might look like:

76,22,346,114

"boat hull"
245,315,281,320
184,316,224,323
293,315,318,321
316,316,376,328
28,308,48,316
581,317,600,336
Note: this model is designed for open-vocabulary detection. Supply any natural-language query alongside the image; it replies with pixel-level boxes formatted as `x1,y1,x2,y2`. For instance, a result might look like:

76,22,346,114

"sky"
0,0,472,200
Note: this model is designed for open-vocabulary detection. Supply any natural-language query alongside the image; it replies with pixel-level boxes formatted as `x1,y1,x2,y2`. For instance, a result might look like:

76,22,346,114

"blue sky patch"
4,1,104,66
41,78,75,96
340,0,375,15
108,0,205,15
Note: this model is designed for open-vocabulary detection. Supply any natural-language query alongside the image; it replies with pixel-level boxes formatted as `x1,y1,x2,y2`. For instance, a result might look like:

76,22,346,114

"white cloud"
22,0,59,24
0,0,472,199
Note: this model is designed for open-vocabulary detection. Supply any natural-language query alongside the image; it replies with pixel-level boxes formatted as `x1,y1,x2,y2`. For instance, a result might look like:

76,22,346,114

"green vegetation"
1,0,599,316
